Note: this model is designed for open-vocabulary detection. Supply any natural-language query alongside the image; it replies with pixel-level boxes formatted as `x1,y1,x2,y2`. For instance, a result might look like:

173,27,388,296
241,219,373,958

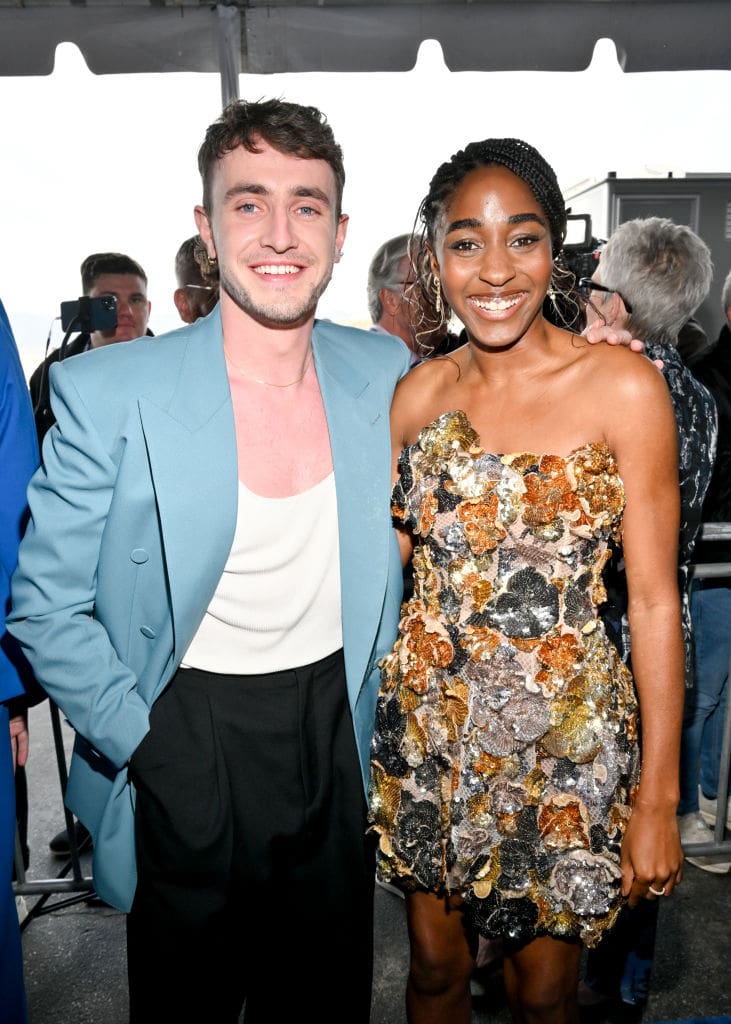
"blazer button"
131,548,149,564
140,626,156,639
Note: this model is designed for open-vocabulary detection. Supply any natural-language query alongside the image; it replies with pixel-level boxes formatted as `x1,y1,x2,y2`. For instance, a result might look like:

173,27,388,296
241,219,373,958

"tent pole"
216,4,241,108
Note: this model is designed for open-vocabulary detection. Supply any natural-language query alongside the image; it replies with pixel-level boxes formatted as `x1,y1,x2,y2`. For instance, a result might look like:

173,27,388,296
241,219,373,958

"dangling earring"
545,272,578,330
434,277,442,314
547,270,561,312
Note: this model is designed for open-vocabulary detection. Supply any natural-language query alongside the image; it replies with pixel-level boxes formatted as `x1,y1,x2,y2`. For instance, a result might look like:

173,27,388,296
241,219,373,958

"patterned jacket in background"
603,342,718,687
686,322,731,563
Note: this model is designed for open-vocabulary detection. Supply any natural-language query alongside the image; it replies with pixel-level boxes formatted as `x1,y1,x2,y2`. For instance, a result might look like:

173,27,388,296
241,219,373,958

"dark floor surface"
15,703,731,1024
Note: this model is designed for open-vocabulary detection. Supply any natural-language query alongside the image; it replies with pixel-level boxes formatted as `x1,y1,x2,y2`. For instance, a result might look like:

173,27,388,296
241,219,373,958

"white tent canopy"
1,1,729,107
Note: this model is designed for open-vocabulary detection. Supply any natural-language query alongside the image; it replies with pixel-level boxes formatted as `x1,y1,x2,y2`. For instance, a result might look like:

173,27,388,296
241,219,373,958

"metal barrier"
12,700,95,927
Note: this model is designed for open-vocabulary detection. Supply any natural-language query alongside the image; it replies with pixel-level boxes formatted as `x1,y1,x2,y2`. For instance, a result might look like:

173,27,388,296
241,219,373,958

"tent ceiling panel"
0,1,729,77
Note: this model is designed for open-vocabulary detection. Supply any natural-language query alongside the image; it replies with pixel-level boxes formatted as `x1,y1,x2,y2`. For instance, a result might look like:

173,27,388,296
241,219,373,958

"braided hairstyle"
411,138,568,334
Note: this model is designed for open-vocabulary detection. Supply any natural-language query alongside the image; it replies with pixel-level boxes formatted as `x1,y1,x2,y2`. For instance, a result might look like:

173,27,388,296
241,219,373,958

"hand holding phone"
60,295,118,334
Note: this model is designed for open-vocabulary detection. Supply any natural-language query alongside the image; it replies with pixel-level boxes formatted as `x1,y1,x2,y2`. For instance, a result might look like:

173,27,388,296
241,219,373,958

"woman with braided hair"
367,138,685,1023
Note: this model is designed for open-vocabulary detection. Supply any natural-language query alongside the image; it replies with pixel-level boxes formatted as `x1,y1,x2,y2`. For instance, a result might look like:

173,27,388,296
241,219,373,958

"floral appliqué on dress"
368,410,639,948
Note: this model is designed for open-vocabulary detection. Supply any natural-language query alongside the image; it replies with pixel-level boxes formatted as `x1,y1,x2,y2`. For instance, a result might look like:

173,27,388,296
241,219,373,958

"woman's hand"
620,802,684,907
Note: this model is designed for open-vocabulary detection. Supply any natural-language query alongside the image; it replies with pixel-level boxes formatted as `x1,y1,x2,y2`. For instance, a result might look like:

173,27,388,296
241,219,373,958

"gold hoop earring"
194,238,218,278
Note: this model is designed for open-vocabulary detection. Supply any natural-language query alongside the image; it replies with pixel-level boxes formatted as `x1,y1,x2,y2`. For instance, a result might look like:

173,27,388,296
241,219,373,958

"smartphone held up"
60,295,118,334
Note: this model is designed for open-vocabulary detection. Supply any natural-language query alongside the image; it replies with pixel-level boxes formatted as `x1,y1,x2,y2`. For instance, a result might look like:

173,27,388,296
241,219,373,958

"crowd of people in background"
1,96,729,1024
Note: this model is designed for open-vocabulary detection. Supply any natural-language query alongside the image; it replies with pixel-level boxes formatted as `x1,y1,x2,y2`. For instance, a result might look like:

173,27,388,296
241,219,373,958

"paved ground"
15,702,731,1024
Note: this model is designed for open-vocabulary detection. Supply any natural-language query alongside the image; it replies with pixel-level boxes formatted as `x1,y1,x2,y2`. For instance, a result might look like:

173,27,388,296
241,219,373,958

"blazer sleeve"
7,359,150,767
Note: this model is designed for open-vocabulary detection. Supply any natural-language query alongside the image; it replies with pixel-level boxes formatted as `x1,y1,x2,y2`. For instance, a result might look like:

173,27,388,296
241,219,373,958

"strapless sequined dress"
368,411,640,948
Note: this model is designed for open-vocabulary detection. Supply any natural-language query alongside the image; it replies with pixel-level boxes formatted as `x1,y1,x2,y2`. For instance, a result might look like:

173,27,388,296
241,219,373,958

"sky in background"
1,38,729,378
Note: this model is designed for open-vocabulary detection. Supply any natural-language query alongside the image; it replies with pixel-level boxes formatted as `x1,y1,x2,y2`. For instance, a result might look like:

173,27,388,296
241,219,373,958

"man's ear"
173,288,194,324
335,213,349,256
380,287,400,316
604,290,628,328
194,205,216,260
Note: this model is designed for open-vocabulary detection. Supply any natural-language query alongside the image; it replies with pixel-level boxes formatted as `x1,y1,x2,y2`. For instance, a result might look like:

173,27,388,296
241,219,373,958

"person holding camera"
29,251,151,445
25,251,151,862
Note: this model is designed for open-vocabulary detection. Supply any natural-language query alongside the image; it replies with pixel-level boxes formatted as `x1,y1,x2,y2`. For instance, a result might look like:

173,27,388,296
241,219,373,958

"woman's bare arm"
605,357,685,904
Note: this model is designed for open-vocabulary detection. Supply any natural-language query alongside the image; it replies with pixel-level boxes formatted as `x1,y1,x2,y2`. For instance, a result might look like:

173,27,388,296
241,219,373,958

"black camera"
544,214,606,331
60,295,118,334
559,214,605,285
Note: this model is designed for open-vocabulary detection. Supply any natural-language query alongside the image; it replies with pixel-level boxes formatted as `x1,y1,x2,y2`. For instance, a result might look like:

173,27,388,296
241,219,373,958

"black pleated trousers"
126,649,375,1024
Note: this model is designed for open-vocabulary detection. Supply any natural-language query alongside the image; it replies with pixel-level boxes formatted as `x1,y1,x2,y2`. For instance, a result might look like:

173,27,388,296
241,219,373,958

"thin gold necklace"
224,347,313,388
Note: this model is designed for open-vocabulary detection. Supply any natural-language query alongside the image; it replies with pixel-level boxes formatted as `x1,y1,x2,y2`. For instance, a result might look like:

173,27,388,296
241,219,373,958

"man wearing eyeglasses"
579,220,717,618
367,233,459,364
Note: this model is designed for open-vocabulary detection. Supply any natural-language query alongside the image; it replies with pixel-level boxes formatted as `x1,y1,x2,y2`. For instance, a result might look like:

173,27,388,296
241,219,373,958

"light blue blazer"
8,309,411,911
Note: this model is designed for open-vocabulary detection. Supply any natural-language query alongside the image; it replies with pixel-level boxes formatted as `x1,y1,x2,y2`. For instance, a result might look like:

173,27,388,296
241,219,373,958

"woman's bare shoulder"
578,338,668,399
395,351,463,400
392,353,464,441
579,341,677,459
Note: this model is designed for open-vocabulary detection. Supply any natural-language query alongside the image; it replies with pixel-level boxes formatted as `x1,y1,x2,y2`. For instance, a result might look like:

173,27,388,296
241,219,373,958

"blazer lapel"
139,315,238,663
313,322,393,707
135,315,394,691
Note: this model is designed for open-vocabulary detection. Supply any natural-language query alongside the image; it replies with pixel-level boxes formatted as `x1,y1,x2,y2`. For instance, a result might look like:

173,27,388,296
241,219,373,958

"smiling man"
9,99,411,1023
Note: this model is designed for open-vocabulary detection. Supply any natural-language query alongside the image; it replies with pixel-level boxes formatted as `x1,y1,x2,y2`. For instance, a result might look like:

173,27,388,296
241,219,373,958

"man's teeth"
474,295,521,311
254,265,300,275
